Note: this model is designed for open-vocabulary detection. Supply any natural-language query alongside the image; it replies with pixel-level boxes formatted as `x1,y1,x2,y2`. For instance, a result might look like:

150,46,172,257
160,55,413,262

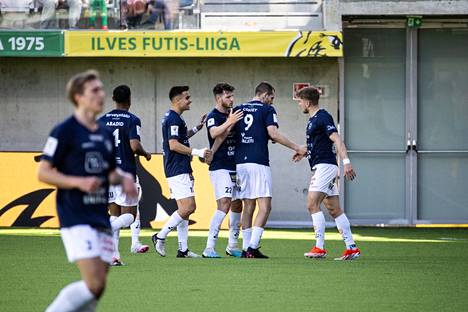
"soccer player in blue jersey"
99,85,152,266
293,87,360,260
151,86,212,258
38,70,137,312
202,83,244,258
234,82,305,258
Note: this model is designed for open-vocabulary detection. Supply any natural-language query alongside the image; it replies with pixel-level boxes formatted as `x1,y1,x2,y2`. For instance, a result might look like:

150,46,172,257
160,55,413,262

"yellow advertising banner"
64,31,343,57
0,152,225,230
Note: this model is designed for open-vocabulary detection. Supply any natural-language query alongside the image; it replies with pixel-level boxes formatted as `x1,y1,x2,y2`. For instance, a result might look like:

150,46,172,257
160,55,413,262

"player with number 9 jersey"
232,82,303,258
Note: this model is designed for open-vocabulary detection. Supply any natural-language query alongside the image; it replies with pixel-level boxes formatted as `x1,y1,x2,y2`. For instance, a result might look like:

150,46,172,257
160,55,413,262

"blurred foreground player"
38,70,137,311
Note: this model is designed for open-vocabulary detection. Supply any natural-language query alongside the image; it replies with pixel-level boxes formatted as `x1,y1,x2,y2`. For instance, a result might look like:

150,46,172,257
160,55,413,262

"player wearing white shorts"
202,83,244,258
151,86,212,258
99,85,152,266
38,70,137,312
293,87,360,260
234,82,305,258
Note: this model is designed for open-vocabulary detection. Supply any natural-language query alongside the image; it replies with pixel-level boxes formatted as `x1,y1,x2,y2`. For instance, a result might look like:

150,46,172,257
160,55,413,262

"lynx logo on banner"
0,153,220,229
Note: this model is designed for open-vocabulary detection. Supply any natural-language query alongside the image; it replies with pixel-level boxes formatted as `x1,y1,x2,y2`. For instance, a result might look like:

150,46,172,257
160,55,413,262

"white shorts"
167,173,195,200
309,163,339,197
60,225,114,264
236,163,272,199
209,169,238,201
108,181,141,207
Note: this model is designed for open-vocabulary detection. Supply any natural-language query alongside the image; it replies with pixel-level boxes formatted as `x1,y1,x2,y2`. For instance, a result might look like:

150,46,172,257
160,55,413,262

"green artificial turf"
1,228,467,312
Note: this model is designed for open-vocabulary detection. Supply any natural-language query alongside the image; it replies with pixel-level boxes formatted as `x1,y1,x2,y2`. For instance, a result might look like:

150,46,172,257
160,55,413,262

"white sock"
130,217,141,247
111,213,135,231
242,228,252,251
335,213,356,249
249,226,264,249
206,210,226,249
311,211,326,249
110,213,134,259
109,216,119,259
158,211,183,239
228,211,241,248
45,280,95,312
177,219,189,252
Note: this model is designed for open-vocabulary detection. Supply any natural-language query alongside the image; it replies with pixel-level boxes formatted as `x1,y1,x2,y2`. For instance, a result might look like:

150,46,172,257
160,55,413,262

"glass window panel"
345,154,406,220
344,29,406,151
418,29,468,150
418,154,468,220
344,29,407,221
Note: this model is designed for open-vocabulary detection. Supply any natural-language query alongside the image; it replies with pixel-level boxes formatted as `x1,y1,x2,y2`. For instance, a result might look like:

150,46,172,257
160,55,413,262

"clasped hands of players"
292,145,307,163
292,146,356,181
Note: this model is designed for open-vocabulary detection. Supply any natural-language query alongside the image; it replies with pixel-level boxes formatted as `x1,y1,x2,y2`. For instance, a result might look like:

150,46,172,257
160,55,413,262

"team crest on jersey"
207,118,215,127
171,126,179,136
84,152,106,174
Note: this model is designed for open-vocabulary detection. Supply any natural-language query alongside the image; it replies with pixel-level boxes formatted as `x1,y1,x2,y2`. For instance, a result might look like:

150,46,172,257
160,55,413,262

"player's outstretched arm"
329,132,356,181
267,125,303,153
188,113,207,138
130,139,152,161
38,160,102,193
169,139,212,160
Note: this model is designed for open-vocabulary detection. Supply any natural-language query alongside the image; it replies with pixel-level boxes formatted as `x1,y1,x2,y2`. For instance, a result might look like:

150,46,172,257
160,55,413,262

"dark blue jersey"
233,100,278,166
306,109,338,168
206,108,236,171
98,109,141,177
41,115,116,229
162,110,192,177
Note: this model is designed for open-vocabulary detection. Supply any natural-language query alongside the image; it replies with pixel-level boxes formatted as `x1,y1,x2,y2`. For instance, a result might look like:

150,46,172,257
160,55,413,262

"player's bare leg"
323,196,360,260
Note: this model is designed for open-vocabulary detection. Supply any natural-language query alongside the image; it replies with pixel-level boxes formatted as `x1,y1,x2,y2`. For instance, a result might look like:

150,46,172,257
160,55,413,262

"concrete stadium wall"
0,57,338,224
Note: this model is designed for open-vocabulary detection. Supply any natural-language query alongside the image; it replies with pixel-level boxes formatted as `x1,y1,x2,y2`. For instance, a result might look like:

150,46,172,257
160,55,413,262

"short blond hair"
66,70,100,106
